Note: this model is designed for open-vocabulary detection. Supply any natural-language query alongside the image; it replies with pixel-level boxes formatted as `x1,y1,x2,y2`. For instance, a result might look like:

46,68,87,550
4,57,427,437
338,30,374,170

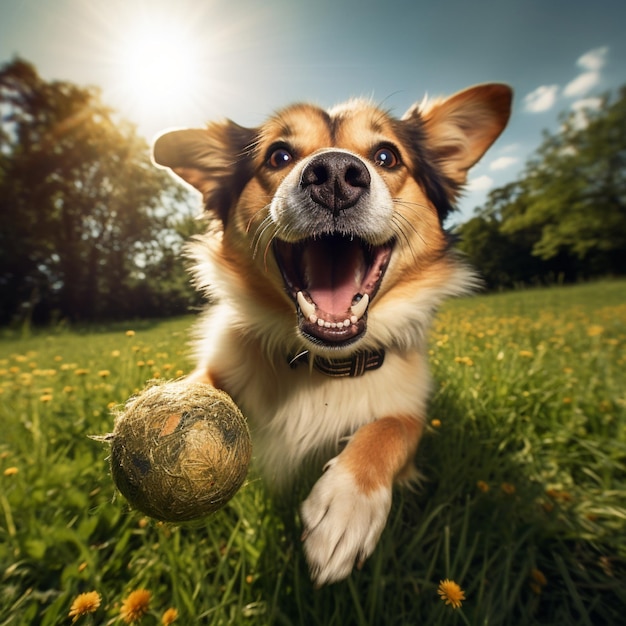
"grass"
0,280,625,625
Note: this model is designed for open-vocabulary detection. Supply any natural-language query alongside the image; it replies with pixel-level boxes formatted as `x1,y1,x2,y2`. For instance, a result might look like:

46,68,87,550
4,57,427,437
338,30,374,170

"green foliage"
458,86,626,287
0,58,202,325
0,282,624,624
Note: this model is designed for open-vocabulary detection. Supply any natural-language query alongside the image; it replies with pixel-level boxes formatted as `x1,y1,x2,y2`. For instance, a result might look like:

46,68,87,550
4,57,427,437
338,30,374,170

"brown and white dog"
153,83,512,586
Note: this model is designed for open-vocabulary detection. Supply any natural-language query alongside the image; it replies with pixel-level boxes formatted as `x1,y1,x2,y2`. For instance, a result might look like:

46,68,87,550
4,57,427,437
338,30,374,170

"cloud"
467,175,494,192
569,97,604,129
524,85,559,113
564,47,608,98
563,71,599,97
489,156,518,171
577,46,608,71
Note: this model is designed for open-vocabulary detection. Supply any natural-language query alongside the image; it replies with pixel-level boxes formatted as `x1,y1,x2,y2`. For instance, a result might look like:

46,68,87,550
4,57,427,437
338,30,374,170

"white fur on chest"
193,304,431,485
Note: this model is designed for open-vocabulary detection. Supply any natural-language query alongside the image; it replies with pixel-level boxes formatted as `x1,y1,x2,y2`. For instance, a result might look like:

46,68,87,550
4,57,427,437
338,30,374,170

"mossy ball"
109,380,251,522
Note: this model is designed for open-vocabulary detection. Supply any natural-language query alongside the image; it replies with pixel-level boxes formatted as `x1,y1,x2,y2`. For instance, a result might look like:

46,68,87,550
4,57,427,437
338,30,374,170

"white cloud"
563,71,600,97
577,46,608,71
489,156,518,171
524,85,559,113
569,97,604,129
563,47,608,98
467,175,494,191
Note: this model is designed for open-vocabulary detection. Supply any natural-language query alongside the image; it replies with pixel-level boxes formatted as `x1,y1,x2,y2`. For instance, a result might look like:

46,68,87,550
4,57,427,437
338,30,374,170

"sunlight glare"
114,16,202,125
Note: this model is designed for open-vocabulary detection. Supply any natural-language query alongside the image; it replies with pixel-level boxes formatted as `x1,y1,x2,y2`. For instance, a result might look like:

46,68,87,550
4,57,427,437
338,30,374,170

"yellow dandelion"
3,467,19,477
98,370,110,378
476,480,490,493
39,394,53,403
136,360,145,367
75,369,89,376
162,607,178,625
519,350,533,358
530,568,547,587
501,482,516,495
68,591,101,622
111,350,121,357
120,589,151,623
54,355,63,362
438,579,466,609
125,330,136,337
587,325,604,337
431,419,442,428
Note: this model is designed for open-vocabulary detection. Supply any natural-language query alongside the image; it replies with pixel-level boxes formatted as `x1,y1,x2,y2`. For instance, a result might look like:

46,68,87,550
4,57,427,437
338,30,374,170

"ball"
108,380,252,522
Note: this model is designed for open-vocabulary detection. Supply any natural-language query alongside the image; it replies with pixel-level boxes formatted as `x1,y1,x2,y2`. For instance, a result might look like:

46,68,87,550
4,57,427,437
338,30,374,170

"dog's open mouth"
273,235,393,347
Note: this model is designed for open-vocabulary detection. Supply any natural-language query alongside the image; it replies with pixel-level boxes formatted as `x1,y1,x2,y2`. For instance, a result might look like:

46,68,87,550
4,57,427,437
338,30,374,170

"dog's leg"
300,415,422,586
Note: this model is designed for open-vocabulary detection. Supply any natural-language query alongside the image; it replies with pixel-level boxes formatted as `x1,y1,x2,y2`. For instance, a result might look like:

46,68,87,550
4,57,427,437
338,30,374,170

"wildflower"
39,393,53,403
75,368,89,376
438,579,465,609
431,419,442,428
531,568,547,587
3,467,18,477
454,356,474,366
120,589,151,623
111,350,121,357
519,350,533,358
68,591,101,622
587,325,604,337
54,356,63,362
529,568,547,594
175,370,184,377
476,480,490,493
98,370,110,378
126,330,136,337
63,386,75,394
501,482,516,495
162,607,178,624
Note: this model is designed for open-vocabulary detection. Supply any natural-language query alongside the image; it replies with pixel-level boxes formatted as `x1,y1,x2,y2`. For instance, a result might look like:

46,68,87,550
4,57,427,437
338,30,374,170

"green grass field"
1,281,625,625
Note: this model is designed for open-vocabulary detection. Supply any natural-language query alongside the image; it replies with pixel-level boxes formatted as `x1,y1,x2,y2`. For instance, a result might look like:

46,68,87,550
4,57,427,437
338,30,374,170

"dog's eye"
373,146,400,168
266,146,294,170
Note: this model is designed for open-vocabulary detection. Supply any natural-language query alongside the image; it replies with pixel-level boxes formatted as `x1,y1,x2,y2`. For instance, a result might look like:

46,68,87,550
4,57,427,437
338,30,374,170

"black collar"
288,348,385,378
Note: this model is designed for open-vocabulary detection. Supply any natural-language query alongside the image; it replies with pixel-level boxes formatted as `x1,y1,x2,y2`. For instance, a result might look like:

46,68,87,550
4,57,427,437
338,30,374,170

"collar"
288,348,385,378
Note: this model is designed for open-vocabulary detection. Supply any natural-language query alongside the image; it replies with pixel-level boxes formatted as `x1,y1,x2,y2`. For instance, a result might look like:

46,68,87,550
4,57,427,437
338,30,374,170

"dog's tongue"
303,238,364,316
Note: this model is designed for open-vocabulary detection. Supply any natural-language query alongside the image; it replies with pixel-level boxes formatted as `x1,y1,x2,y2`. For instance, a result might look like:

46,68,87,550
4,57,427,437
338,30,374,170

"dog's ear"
405,83,512,187
153,121,257,224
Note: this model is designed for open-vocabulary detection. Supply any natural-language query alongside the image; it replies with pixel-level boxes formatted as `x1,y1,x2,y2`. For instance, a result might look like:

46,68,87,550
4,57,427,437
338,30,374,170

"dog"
152,83,512,586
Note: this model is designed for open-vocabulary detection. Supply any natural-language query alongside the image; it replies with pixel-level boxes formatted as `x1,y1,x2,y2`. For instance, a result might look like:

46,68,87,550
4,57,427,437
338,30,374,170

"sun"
110,13,204,131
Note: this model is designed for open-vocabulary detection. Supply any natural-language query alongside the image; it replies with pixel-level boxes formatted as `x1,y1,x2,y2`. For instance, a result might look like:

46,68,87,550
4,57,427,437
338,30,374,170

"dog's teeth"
317,318,325,327
343,319,351,327
350,293,369,320
297,291,317,321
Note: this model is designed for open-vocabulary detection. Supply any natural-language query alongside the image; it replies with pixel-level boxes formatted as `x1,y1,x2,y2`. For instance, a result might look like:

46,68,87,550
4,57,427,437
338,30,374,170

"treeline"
1,58,624,325
0,58,203,325
456,86,626,289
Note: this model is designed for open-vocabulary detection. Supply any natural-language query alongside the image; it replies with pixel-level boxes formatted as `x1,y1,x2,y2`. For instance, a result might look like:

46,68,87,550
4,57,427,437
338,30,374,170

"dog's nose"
300,152,370,214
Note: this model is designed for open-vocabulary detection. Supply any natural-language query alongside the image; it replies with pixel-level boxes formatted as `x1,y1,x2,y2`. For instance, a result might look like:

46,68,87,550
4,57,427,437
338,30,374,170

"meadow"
0,281,624,625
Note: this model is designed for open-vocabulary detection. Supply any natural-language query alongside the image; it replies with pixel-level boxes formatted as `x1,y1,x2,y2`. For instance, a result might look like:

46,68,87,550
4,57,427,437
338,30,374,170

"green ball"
109,381,251,522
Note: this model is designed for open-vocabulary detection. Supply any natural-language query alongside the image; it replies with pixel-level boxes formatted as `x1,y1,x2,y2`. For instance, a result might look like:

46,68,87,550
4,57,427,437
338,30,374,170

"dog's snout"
300,152,370,214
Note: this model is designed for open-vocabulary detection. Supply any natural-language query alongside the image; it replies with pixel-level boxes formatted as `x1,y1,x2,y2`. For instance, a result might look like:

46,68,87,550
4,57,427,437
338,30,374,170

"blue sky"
1,0,625,224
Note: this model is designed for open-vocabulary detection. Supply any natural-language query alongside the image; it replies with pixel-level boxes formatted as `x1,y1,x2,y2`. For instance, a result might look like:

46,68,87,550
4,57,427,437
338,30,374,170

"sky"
1,0,625,224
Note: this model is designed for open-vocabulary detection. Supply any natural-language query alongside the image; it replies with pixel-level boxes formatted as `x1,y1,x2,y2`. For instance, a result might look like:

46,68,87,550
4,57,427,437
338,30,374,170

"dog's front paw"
300,457,392,586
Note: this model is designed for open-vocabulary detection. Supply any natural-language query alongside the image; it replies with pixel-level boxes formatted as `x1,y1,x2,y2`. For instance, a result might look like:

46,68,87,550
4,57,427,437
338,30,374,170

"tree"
458,86,626,287
0,58,199,323
502,87,626,274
